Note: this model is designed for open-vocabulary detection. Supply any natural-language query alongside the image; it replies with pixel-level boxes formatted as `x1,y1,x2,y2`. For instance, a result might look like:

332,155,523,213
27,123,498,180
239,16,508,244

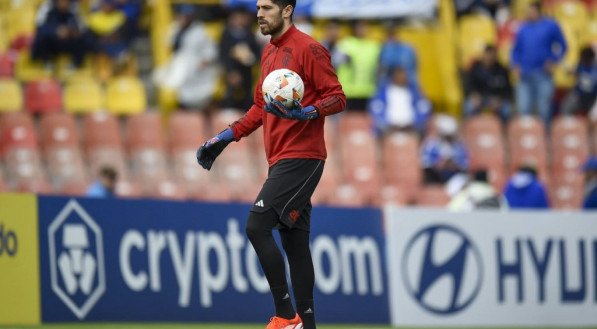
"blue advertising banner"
38,197,388,323
226,0,437,18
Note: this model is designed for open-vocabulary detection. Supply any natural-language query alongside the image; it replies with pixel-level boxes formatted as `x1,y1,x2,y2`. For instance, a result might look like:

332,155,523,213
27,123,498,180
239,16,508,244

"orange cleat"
265,314,302,329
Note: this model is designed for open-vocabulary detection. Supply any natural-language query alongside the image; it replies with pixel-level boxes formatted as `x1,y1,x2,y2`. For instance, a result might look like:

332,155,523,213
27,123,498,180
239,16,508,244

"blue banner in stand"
38,196,388,323
225,0,437,18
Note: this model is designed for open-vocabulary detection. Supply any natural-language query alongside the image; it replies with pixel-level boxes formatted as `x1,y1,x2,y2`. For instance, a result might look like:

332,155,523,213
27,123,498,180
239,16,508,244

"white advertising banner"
310,0,437,18
385,208,597,327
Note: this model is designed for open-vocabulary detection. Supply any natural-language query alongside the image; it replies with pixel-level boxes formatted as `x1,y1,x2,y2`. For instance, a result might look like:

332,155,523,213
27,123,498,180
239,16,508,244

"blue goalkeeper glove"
196,128,234,170
265,99,319,121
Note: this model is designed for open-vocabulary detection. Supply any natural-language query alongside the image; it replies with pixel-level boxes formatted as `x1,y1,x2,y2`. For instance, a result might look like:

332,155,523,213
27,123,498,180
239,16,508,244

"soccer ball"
262,68,304,108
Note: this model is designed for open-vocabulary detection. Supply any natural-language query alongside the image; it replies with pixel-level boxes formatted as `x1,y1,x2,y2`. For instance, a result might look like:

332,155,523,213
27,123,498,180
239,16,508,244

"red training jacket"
230,25,346,167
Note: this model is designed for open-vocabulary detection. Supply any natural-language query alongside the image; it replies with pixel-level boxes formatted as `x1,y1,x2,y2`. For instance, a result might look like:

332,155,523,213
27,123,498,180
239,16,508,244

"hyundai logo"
401,224,483,315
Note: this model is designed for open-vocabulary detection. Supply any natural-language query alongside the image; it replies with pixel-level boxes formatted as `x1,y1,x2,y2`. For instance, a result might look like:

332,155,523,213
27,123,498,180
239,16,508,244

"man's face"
526,5,540,21
256,0,285,37
56,0,70,11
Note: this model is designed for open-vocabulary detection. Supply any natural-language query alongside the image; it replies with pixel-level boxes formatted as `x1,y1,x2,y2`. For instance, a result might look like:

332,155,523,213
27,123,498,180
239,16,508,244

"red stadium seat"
82,112,129,180
126,112,171,197
0,112,48,192
0,53,14,77
550,173,584,209
338,112,379,204
382,132,421,203
210,110,257,202
311,151,340,206
39,113,87,193
168,111,206,151
551,116,589,174
416,186,450,207
24,79,62,114
328,183,367,207
507,116,548,181
168,111,209,199
463,114,507,189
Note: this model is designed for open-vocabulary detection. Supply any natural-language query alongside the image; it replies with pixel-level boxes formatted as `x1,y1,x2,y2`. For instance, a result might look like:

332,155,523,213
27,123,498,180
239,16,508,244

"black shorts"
251,158,324,231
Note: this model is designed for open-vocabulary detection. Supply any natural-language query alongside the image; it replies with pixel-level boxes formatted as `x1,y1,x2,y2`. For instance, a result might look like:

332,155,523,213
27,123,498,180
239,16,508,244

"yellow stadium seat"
0,15,7,53
64,77,104,114
15,51,52,81
0,78,23,112
5,6,36,42
584,19,597,44
458,14,497,68
553,0,589,38
553,21,580,88
105,76,146,115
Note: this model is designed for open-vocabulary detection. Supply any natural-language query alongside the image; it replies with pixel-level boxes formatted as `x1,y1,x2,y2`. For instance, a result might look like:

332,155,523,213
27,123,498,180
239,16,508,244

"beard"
259,15,284,36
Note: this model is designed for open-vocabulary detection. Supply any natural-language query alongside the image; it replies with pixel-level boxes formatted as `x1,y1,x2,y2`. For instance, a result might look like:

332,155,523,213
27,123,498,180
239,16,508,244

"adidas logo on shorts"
255,200,264,207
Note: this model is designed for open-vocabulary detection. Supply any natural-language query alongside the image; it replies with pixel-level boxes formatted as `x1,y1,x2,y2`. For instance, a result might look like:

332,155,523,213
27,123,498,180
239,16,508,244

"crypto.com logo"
401,224,483,315
48,200,105,319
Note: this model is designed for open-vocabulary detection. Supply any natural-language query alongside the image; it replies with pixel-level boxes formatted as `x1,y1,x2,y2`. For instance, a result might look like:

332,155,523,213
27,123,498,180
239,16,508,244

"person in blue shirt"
511,1,567,124
582,157,597,210
368,67,431,136
86,167,118,198
378,22,418,87
421,114,469,184
504,165,549,209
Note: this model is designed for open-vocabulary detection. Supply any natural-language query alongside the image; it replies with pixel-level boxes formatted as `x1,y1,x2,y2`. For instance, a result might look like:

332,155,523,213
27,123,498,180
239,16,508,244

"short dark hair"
530,1,542,13
272,0,296,18
100,167,118,182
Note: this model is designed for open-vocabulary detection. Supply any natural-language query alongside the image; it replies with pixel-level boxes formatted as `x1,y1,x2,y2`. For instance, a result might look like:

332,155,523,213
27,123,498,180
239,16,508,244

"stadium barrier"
36,196,388,323
385,207,597,327
1,193,596,326
0,194,41,326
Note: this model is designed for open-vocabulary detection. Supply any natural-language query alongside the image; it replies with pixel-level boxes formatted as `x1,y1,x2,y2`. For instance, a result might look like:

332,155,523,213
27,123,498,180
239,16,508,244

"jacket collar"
270,24,297,47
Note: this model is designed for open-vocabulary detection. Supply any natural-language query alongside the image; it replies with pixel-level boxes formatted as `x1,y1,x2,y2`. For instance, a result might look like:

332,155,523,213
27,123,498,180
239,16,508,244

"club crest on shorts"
289,210,300,222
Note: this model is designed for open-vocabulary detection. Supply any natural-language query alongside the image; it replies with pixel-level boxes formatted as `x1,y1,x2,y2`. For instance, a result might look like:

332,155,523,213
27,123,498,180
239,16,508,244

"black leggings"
245,208,314,302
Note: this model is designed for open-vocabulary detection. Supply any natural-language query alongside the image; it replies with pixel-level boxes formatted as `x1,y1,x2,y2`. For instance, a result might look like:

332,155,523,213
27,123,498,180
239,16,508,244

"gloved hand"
265,99,319,121
196,128,234,170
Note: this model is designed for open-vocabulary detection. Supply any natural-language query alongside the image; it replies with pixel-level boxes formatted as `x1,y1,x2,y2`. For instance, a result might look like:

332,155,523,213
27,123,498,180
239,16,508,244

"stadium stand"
0,0,594,210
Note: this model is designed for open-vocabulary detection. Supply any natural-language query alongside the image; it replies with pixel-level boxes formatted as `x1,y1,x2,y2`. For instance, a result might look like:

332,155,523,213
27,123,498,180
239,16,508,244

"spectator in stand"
87,0,128,59
378,21,418,87
368,67,431,136
448,170,505,211
219,7,261,110
337,19,381,110
510,1,567,124
320,20,348,69
86,167,118,198
113,0,142,43
32,0,94,67
582,156,597,209
153,5,219,110
421,114,469,184
503,165,549,209
561,46,597,116
463,45,512,121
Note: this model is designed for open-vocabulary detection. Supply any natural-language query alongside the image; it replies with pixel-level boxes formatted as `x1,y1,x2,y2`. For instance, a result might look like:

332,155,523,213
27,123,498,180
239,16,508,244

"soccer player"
196,0,346,328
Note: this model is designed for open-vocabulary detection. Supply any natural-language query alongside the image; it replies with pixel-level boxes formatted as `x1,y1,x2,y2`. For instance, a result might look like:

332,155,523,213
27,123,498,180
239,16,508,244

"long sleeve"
549,21,567,63
302,42,346,116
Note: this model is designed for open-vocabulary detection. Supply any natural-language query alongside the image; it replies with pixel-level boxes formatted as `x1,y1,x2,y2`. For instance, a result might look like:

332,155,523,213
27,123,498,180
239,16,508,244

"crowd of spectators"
3,0,596,209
